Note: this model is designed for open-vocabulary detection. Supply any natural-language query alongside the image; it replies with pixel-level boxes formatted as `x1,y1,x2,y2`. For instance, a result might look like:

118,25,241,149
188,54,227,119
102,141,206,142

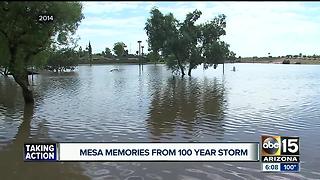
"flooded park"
1,63,320,179
1,1,320,179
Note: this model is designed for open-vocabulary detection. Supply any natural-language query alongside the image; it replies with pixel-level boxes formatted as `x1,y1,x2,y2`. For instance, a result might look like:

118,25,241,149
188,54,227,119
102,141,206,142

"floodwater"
0,63,320,180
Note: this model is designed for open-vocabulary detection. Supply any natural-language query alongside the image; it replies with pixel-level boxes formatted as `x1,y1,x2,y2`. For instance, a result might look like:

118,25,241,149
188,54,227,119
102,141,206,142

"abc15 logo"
261,135,299,156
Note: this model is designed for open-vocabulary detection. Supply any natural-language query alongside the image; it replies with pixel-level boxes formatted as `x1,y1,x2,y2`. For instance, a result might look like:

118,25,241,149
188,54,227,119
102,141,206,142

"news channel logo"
261,135,300,173
261,135,299,157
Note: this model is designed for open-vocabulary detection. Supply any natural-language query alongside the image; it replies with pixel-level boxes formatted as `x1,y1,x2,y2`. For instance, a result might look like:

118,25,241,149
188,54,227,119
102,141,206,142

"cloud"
231,3,320,56
81,16,146,29
75,2,320,56
188,1,320,56
82,1,152,15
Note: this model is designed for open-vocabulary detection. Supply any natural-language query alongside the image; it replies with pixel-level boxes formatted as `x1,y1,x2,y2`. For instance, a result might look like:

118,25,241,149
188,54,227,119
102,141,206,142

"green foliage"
104,47,112,57
0,1,84,103
145,7,232,76
88,41,92,56
113,42,126,57
164,54,181,75
29,49,51,68
85,41,92,64
78,46,86,58
146,51,160,63
0,2,84,73
145,8,167,53
203,41,230,69
0,33,10,70
46,47,79,72
228,51,237,62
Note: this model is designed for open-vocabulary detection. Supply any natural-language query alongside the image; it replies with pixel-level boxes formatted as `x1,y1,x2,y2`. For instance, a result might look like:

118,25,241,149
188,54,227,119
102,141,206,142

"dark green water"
0,63,320,179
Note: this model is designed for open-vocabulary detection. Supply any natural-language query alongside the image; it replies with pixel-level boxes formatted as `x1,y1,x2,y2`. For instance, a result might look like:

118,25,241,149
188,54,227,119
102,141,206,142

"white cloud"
189,1,320,56
82,1,152,15
75,2,320,56
241,6,318,56
81,16,146,29
77,28,123,37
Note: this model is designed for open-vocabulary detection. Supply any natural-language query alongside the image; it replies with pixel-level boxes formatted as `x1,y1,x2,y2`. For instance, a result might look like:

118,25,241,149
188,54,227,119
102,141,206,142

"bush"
282,59,290,64
46,48,79,72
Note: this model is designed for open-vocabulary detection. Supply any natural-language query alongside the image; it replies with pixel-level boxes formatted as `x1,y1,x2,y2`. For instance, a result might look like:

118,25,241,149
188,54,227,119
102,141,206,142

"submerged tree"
0,2,84,103
145,7,233,76
46,47,79,72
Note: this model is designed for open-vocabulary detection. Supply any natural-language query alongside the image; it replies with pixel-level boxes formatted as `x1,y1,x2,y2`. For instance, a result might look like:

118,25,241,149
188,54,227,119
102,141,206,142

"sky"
75,1,320,57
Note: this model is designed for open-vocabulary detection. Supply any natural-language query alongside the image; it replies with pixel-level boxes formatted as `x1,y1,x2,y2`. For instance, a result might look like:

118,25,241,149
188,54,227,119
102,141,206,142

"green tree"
113,42,126,57
46,47,79,72
146,51,160,64
145,8,183,74
0,2,84,103
78,46,86,58
104,47,112,57
228,51,236,63
145,7,231,76
88,41,92,65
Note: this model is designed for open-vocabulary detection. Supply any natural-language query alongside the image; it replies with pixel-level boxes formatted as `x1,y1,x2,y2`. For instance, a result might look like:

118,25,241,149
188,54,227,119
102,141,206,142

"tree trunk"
188,67,192,76
173,52,185,77
12,72,34,104
188,63,194,76
178,62,185,77
9,45,35,104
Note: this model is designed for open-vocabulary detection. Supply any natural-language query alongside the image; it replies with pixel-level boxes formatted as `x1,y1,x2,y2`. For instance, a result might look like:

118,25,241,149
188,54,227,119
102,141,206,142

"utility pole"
141,46,144,55
137,40,142,65
141,45,144,66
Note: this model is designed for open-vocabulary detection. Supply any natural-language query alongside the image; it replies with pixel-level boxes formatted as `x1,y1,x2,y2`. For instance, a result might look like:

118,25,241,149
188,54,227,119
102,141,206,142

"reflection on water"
1,64,320,179
0,105,89,179
147,76,226,141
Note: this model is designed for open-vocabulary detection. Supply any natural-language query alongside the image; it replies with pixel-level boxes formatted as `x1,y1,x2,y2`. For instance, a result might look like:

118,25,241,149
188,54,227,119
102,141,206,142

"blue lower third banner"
24,142,259,162
24,143,57,161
